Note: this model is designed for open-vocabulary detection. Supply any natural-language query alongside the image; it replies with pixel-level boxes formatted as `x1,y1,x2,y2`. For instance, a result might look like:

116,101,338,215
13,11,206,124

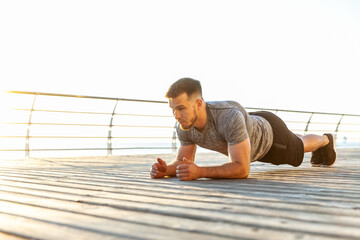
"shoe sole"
321,134,337,167
311,163,322,167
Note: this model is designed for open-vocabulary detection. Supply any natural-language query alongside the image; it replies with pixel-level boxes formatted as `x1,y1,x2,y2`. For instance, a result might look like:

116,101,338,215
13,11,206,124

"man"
150,78,336,181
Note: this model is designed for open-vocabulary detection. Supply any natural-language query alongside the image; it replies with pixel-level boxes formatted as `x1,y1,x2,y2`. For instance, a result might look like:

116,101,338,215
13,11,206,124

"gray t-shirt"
177,101,273,162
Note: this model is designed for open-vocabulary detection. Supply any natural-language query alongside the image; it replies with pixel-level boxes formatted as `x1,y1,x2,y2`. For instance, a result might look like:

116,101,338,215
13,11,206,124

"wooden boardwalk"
0,148,360,240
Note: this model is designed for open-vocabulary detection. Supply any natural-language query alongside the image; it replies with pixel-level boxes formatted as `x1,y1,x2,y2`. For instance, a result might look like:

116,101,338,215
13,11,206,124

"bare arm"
176,138,251,180
165,144,197,177
200,138,250,179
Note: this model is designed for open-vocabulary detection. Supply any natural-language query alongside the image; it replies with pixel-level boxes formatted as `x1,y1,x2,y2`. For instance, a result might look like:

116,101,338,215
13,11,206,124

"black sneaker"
321,134,337,167
310,149,322,167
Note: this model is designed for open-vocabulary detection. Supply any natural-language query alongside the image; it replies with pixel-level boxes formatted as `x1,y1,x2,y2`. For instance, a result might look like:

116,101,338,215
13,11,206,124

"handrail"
246,107,360,118
11,108,173,118
7,91,167,104
1,91,360,158
8,91,360,117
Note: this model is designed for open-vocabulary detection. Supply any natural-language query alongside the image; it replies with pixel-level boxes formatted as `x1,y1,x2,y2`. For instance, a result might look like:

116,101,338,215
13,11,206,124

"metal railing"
1,91,176,158
1,91,360,158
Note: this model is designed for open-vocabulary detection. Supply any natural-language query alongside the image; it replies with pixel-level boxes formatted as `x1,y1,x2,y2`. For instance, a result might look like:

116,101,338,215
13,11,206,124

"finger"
176,170,189,177
150,171,157,178
176,167,189,174
151,171,161,178
157,158,166,165
179,176,191,181
150,169,158,176
151,164,159,172
177,172,189,179
150,166,157,174
177,164,189,171
154,163,163,169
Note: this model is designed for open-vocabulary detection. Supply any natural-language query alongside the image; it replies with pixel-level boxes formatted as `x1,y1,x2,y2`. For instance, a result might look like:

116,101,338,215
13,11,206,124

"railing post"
335,114,344,140
25,93,38,158
108,99,119,156
304,112,314,135
172,122,177,154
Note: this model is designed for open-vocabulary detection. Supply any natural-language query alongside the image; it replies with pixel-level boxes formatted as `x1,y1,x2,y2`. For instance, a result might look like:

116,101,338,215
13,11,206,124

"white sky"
1,0,360,114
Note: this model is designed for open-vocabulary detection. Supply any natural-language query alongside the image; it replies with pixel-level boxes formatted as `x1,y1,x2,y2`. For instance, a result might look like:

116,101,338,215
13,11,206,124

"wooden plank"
0,191,329,240
1,166,360,210
0,232,26,240
0,149,359,239
0,182,359,238
0,199,242,240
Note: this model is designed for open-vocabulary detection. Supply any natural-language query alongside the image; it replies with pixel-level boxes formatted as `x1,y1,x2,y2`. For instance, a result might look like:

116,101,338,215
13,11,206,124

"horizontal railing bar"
0,136,173,139
245,107,360,117
1,140,359,152
286,121,337,125
8,91,360,117
10,108,360,121
0,147,174,152
3,123,111,127
4,121,360,129
7,91,168,104
11,108,173,118
287,129,360,133
285,121,360,126
1,122,174,128
13,108,112,115
5,121,360,127
4,141,360,152
2,130,360,139
8,110,360,126
0,149,32,151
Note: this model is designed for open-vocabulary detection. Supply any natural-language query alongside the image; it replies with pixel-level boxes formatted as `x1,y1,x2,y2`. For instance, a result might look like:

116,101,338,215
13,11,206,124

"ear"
196,98,203,108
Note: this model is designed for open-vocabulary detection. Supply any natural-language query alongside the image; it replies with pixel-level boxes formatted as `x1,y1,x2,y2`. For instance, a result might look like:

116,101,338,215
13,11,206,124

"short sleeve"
219,109,249,146
176,123,194,146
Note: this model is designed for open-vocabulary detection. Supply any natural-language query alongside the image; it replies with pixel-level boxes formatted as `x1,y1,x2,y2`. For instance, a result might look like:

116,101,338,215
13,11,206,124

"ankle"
323,134,330,147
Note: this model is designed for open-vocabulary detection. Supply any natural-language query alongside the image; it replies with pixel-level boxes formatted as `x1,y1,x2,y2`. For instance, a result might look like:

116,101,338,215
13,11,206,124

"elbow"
239,169,250,179
233,162,250,179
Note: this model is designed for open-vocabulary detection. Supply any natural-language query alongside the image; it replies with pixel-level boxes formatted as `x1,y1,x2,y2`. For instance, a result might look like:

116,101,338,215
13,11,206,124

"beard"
179,107,198,131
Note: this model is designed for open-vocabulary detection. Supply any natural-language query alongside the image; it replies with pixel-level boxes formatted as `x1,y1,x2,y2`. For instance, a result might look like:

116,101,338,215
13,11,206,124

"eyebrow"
170,104,186,110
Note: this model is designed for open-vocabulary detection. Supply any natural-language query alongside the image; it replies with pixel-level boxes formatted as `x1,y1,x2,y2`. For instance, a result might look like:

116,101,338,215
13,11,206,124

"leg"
300,133,337,167
299,134,330,153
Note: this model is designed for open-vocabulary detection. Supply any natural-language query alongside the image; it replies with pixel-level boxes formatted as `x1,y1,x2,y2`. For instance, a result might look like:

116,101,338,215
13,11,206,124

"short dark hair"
165,78,203,99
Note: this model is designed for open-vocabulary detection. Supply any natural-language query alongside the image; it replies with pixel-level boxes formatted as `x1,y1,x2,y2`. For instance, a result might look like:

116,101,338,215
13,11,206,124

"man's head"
166,78,204,131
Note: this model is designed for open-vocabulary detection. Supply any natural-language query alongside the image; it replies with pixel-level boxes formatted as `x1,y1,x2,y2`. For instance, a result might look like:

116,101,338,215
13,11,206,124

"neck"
194,102,207,132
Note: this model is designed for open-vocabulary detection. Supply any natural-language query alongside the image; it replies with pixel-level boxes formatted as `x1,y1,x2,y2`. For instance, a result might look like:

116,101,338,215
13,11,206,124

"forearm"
165,160,184,177
199,162,249,179
166,144,197,177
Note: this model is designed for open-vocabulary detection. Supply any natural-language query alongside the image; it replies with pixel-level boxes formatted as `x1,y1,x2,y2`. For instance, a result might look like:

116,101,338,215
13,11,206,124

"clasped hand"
150,157,200,181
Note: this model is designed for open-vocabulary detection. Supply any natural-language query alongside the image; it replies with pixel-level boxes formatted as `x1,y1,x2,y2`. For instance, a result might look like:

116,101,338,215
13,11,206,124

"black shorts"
249,111,304,167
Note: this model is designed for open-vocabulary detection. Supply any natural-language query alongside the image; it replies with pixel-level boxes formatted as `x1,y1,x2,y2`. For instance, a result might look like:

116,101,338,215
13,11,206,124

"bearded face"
178,105,198,131
168,93,200,131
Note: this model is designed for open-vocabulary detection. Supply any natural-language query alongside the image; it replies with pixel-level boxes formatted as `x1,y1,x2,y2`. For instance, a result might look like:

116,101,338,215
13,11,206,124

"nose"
173,110,181,120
